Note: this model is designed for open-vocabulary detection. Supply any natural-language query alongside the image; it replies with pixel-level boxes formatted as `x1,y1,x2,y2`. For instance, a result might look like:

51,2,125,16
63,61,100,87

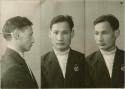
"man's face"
94,21,118,51
19,26,34,52
49,21,74,51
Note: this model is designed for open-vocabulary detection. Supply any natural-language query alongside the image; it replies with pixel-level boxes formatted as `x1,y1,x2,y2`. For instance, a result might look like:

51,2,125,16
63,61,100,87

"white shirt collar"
100,47,116,78
53,48,70,55
53,48,70,78
100,47,116,55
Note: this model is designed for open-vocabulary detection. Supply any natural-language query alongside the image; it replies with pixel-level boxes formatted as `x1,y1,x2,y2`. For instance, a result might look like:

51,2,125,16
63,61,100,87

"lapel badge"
121,64,125,72
74,64,79,72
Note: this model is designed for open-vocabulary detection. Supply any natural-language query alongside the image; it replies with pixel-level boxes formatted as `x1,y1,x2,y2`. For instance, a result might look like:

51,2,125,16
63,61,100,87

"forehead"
51,21,71,31
94,21,112,31
22,26,33,34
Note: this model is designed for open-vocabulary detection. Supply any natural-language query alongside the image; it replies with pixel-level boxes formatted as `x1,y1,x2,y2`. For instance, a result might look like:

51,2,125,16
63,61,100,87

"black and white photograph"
0,0,124,88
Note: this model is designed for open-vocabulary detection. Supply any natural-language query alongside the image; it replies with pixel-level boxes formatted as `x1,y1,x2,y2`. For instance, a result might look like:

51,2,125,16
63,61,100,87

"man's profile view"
0,16,38,88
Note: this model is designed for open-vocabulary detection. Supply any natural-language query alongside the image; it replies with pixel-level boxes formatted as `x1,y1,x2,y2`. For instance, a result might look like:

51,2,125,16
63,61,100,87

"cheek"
104,35,114,43
64,35,71,42
50,36,56,44
24,37,31,44
109,36,115,43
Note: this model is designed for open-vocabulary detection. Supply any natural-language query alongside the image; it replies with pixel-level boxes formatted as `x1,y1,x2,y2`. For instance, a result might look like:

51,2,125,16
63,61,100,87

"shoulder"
41,51,53,66
1,54,18,71
1,50,26,77
86,51,97,60
41,51,52,60
1,63,30,88
86,51,99,65
116,48,124,62
115,48,124,60
69,49,86,64
1,63,25,80
1,51,24,72
70,49,85,58
1,49,23,69
1,48,21,64
117,48,125,54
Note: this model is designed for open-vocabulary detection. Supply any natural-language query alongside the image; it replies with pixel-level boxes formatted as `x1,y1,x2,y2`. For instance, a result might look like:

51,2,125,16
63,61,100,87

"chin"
25,48,31,52
56,46,64,49
57,48,64,50
99,46,106,50
55,47,65,51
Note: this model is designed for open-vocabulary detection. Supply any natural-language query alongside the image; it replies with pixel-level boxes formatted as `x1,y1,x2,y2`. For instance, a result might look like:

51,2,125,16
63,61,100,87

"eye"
63,31,68,34
102,31,109,34
95,31,98,35
30,33,33,37
63,30,70,34
53,31,58,35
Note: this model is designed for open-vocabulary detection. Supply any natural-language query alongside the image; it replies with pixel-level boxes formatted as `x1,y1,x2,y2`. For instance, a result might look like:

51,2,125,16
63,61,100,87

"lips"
30,44,34,47
97,43,105,46
56,43,64,45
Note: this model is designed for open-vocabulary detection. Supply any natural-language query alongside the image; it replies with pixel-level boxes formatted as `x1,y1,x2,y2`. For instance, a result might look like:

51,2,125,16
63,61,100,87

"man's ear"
115,29,120,38
12,29,20,40
71,29,74,39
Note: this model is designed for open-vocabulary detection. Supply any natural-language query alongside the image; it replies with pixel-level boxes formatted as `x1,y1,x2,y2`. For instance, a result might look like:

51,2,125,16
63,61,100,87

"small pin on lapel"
121,64,125,72
74,64,79,72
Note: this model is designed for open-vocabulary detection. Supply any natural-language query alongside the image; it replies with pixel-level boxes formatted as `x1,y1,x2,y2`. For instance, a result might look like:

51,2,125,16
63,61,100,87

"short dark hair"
93,14,119,31
50,15,74,30
2,16,33,40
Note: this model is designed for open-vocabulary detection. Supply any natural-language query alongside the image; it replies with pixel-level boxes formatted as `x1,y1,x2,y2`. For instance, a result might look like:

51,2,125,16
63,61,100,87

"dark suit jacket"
1,48,38,88
86,48,124,88
41,49,86,88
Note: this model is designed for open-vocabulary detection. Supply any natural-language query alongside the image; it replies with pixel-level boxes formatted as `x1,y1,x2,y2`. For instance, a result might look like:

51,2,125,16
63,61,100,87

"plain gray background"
0,0,124,88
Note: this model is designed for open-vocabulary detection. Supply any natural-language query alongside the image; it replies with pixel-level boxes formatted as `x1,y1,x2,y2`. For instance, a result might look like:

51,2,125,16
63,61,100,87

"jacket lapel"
65,49,79,84
5,48,38,88
65,49,74,80
111,48,124,87
97,50,111,78
112,49,120,78
92,50,111,86
6,48,26,66
89,49,124,87
48,50,64,80
29,68,38,87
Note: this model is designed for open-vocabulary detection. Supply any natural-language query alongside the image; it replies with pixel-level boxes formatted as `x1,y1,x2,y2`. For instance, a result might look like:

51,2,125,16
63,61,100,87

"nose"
57,33,63,41
98,34,103,42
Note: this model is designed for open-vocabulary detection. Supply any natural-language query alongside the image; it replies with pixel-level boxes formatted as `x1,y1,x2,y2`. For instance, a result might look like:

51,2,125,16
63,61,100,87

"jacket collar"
5,47,26,65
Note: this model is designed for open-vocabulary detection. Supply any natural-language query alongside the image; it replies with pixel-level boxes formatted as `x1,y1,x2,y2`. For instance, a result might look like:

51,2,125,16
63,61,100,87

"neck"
7,42,24,54
53,47,70,54
54,47,70,53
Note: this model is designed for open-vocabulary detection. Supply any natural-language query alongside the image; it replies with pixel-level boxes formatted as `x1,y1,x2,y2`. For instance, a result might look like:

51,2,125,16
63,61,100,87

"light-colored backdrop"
85,0,124,56
0,0,42,87
40,0,85,55
0,0,124,88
